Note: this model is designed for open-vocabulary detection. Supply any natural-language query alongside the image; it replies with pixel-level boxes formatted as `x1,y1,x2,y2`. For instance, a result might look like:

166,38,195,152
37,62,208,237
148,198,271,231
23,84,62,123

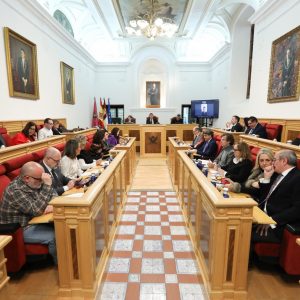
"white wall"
95,46,212,124
0,0,96,128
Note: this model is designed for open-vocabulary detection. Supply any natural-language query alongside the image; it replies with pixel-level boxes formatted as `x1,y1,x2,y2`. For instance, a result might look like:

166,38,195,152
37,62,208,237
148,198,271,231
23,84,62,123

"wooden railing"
176,150,256,299
239,134,300,159
51,150,127,298
211,128,244,143
0,135,66,164
0,236,12,294
63,128,97,141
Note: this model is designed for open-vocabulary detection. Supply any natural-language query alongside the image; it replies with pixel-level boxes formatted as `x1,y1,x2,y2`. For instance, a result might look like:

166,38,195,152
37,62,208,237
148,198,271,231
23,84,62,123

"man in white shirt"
38,118,54,140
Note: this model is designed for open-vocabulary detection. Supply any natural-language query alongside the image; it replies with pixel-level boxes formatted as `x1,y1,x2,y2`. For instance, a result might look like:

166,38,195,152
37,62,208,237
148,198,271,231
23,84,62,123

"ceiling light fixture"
125,0,178,40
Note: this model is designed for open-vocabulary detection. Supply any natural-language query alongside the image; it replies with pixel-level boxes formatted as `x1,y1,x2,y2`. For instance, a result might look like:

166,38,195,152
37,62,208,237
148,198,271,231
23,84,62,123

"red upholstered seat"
260,122,267,128
32,149,46,162
266,124,282,141
87,134,94,142
0,165,10,199
0,127,12,146
297,159,300,170
250,146,260,165
3,153,34,180
54,142,65,152
85,141,91,151
254,225,300,275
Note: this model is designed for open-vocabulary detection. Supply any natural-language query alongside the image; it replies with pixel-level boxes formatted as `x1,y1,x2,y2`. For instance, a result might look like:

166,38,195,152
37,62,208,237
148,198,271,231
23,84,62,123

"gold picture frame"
267,25,300,103
60,62,75,104
4,27,39,99
146,81,160,108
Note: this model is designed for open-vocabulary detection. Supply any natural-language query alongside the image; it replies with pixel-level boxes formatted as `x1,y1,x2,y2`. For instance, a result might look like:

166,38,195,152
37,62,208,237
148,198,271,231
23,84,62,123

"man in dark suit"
227,115,244,132
41,147,75,195
196,128,217,160
17,48,30,93
146,113,159,124
171,114,183,124
124,115,136,124
253,149,300,243
245,116,267,139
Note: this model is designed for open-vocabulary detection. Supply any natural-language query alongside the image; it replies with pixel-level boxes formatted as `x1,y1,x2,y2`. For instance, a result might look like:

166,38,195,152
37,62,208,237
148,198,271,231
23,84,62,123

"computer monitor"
191,99,219,118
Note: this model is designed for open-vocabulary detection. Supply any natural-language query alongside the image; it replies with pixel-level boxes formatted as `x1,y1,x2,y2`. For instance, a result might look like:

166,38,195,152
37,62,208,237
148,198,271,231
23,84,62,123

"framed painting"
4,27,39,99
267,25,300,103
60,62,75,104
146,81,160,108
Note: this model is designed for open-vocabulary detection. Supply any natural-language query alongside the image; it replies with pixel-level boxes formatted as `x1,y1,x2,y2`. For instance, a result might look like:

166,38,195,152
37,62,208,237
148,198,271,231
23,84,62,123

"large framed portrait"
267,26,300,103
4,27,39,99
60,62,75,104
146,81,160,108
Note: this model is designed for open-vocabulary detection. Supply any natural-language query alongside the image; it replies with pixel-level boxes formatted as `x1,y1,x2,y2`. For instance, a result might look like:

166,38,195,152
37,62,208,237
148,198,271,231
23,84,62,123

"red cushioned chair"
266,124,283,141
0,163,49,273
3,153,35,180
214,135,222,156
250,146,261,165
0,127,12,146
260,122,267,128
254,225,300,275
32,149,46,162
54,142,65,153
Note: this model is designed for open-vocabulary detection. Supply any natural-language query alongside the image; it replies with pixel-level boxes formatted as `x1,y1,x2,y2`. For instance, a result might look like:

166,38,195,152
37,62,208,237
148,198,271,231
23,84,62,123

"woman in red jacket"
11,121,38,145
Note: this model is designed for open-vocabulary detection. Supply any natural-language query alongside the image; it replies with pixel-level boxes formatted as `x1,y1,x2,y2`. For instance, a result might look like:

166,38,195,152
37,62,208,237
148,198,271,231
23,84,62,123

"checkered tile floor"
99,191,206,300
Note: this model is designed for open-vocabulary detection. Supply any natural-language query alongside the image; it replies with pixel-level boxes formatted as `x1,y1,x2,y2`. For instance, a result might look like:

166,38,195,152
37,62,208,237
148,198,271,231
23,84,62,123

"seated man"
190,126,203,149
245,116,267,139
124,115,136,124
0,161,58,264
226,115,244,132
253,149,300,244
38,118,54,140
171,114,183,124
41,147,75,195
146,113,159,124
208,133,234,169
196,128,217,160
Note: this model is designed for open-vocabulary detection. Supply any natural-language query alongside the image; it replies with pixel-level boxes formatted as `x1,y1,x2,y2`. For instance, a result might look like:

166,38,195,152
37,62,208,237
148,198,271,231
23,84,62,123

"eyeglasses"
49,157,60,163
26,175,42,181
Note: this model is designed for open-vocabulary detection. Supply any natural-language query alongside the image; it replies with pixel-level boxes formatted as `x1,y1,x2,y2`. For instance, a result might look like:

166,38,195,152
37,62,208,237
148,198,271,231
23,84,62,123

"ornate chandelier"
125,0,178,40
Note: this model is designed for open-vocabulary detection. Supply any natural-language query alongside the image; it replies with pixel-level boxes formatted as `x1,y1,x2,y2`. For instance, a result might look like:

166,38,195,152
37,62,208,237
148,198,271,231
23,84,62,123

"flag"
91,97,98,127
102,98,107,120
107,98,112,124
98,97,105,128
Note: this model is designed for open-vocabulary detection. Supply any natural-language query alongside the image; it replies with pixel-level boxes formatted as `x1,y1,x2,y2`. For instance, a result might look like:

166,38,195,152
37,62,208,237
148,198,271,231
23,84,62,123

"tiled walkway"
100,191,206,300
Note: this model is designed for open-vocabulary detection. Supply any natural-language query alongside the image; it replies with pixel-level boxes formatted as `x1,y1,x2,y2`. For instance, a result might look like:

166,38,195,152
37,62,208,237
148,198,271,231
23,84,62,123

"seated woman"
124,115,136,124
107,127,120,147
207,133,234,169
226,148,274,199
196,128,217,160
90,129,110,159
61,139,83,179
221,142,253,184
11,121,37,145
75,135,101,170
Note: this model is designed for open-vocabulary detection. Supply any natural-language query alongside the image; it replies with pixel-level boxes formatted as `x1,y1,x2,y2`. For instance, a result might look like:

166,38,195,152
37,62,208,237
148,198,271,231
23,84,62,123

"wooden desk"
239,134,300,159
107,124,195,153
176,150,256,300
0,235,12,292
212,128,244,143
0,135,66,164
112,137,136,187
168,137,190,187
50,150,127,298
63,128,97,141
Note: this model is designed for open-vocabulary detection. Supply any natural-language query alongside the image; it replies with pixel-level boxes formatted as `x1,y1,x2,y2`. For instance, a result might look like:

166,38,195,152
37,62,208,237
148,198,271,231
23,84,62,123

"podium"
140,125,166,157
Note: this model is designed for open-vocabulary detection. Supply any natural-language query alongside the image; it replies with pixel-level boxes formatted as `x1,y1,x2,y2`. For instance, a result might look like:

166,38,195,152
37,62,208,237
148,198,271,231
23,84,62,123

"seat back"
3,153,35,180
32,149,46,162
0,165,10,200
54,142,65,153
266,124,282,141
0,127,12,146
250,146,261,165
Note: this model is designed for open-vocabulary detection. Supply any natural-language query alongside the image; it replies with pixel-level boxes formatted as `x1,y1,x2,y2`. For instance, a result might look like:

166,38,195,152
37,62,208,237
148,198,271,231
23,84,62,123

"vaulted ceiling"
36,0,268,62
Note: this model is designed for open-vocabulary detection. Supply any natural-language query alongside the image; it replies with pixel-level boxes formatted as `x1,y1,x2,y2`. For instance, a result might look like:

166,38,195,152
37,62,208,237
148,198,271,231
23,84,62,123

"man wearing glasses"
0,161,58,264
38,118,54,140
245,116,267,139
41,147,75,195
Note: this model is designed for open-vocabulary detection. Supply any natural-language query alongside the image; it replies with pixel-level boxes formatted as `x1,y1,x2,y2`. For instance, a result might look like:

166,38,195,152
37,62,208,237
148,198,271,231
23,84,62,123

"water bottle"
196,161,203,170
90,173,96,184
202,166,208,177
223,187,229,198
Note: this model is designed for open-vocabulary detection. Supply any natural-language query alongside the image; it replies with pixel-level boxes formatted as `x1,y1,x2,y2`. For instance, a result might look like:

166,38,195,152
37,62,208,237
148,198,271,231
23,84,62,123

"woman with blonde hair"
227,148,274,198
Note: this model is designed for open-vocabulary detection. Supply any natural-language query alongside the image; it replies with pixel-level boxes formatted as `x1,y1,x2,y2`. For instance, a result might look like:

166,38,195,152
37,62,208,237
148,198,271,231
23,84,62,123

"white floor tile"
143,240,163,252
142,258,164,274
145,214,161,222
113,239,133,251
176,259,199,274
118,225,136,235
121,214,137,222
100,282,127,300
179,284,205,299
172,240,193,252
144,226,162,235
146,205,160,212
108,258,130,273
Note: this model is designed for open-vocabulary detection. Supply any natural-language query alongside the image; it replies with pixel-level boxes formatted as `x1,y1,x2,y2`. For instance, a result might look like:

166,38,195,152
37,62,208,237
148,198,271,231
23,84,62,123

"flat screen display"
191,99,219,118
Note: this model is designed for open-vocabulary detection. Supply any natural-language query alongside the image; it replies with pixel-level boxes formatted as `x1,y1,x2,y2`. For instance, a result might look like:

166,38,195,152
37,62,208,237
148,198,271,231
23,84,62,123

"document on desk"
28,213,53,224
65,192,84,198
